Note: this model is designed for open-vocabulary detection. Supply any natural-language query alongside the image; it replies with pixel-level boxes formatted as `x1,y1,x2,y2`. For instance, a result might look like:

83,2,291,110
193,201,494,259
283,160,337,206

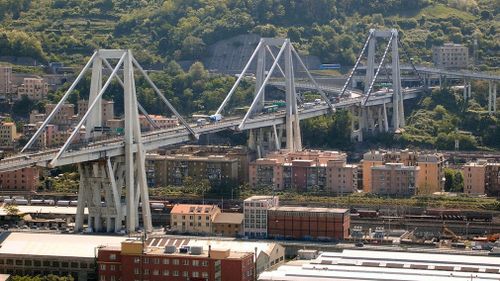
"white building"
243,195,279,238
259,249,500,280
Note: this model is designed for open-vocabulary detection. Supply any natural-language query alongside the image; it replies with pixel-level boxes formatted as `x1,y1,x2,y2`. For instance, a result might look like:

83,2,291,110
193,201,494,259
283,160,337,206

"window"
100,276,106,281
134,257,140,264
162,270,170,276
202,272,209,278
110,265,115,271
162,259,169,265
173,259,179,265
183,271,189,277
143,258,149,264
153,270,159,275
192,260,199,266
100,264,106,271
193,272,200,277
173,271,179,276
109,254,116,260
202,261,209,267
144,269,149,275
183,259,189,265
134,268,140,275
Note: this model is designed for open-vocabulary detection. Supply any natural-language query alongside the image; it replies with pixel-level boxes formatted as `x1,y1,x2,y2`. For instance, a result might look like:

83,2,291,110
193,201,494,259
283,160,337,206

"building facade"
45,103,75,128
77,99,115,125
371,163,419,196
17,78,49,100
362,150,444,195
432,43,469,69
170,204,221,234
0,66,12,95
212,213,244,237
267,206,350,241
249,150,357,193
98,240,254,281
151,154,239,187
463,160,500,196
243,195,279,238
0,122,16,147
0,167,39,195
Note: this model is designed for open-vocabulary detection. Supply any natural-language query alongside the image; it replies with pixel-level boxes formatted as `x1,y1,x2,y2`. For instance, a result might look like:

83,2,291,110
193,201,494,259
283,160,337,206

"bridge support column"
350,106,364,142
284,40,302,151
86,56,103,139
489,81,497,114
365,34,376,89
75,159,125,233
254,44,266,113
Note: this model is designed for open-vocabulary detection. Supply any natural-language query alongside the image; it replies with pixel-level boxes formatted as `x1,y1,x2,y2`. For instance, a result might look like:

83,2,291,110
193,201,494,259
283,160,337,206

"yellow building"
362,150,444,195
0,122,17,147
170,204,221,235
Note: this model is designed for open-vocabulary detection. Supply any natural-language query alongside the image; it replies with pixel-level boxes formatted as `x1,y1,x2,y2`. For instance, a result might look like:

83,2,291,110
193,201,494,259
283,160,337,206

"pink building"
0,167,39,195
249,150,357,193
463,160,500,196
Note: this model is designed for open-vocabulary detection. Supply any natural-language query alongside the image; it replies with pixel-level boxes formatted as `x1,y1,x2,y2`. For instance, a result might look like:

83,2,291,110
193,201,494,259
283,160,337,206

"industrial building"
0,232,127,280
259,249,500,280
267,206,350,241
0,167,39,195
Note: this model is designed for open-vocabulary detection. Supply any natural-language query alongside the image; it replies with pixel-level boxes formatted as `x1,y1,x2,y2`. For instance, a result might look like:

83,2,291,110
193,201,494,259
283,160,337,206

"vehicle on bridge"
264,105,279,113
320,63,341,70
209,114,223,122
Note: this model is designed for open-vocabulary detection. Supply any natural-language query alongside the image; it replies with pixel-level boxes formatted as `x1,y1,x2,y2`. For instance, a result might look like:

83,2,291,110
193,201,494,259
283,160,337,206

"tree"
3,203,19,217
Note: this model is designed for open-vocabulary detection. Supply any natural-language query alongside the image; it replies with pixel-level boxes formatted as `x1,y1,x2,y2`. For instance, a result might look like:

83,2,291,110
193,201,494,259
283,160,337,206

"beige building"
362,150,444,195
0,66,12,95
432,43,469,69
326,159,358,195
170,204,221,234
17,78,49,100
463,160,500,196
243,195,279,238
212,212,244,237
29,110,46,124
0,122,17,147
77,99,114,125
371,163,419,197
139,114,178,130
45,103,75,128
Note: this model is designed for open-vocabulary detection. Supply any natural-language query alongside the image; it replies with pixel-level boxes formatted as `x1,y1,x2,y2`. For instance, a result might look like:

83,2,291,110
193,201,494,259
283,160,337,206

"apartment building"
249,150,357,193
139,114,178,130
432,43,469,69
0,66,12,95
98,240,254,281
371,163,419,197
77,99,114,125
45,103,75,128
0,167,39,195
362,150,444,195
17,78,49,100
170,204,221,235
151,154,239,187
243,195,279,238
0,122,16,147
29,110,46,124
267,206,350,241
463,160,500,196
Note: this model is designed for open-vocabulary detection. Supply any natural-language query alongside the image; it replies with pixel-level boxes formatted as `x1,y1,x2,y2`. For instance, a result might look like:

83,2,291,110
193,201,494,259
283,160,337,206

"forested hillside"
0,0,498,68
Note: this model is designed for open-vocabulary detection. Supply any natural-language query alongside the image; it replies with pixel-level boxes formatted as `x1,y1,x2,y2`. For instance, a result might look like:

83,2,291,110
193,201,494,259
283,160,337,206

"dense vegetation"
0,0,497,68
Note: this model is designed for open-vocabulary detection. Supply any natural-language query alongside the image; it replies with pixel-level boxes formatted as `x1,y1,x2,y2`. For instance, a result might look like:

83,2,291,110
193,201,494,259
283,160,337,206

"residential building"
0,122,16,147
98,239,254,281
45,103,75,128
139,114,178,130
243,195,279,238
432,43,469,69
29,110,46,124
267,206,350,241
170,204,221,234
371,163,419,196
77,99,114,124
212,212,244,237
362,150,444,195
416,153,445,194
259,249,500,281
463,160,500,196
249,150,356,192
17,78,48,100
0,232,127,280
151,154,239,187
0,66,12,95
0,167,39,195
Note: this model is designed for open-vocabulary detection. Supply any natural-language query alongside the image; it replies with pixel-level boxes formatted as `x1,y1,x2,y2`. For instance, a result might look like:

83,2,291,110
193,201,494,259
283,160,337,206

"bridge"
0,31,496,234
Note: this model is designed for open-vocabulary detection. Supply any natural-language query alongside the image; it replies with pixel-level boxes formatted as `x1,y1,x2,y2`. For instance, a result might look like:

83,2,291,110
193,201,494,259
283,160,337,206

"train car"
3,199,13,204
30,199,44,205
14,199,29,205
264,105,278,113
464,211,493,222
56,200,70,206
69,201,78,206
357,210,379,218
272,101,286,107
44,199,55,206
0,196,10,202
150,203,165,210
